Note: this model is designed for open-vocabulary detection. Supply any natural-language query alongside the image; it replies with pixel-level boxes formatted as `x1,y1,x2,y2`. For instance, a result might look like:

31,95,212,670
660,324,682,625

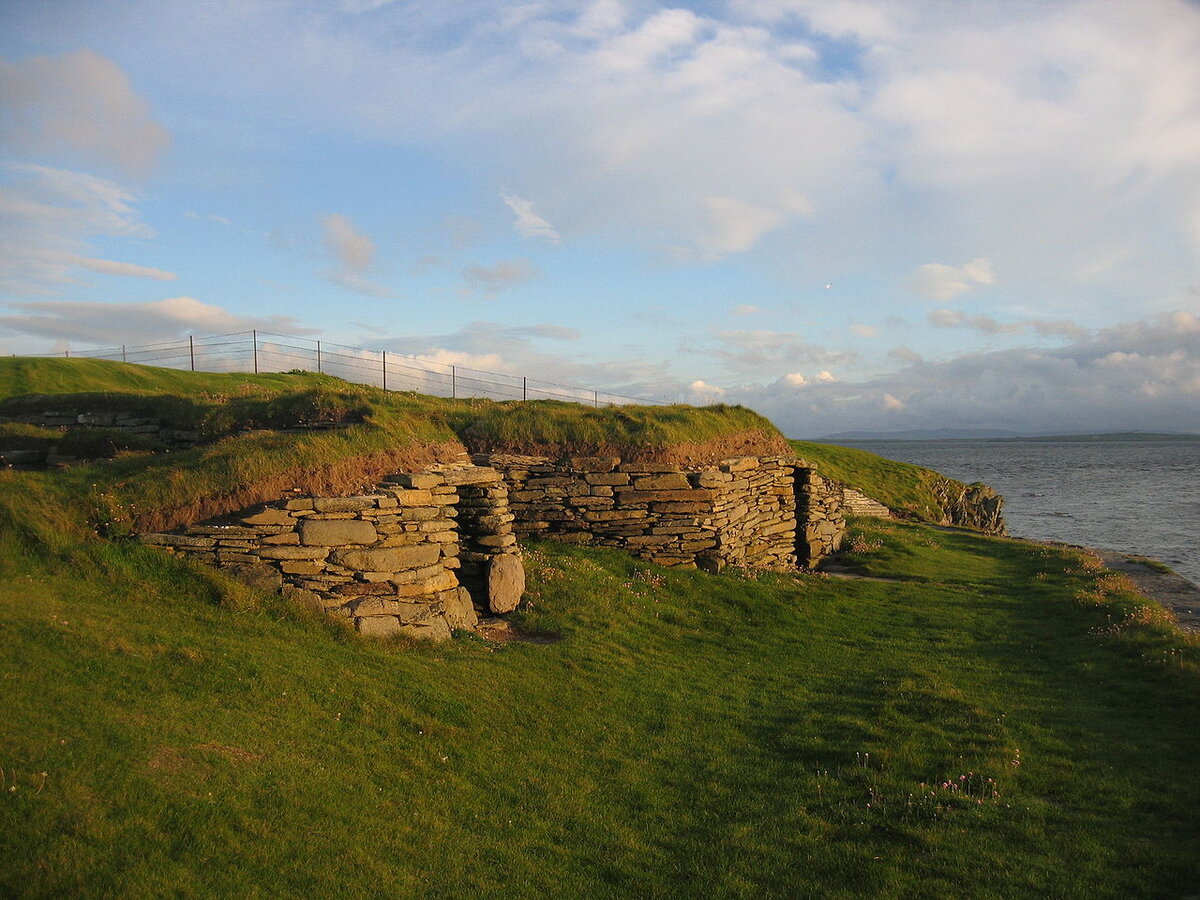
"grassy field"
2,512,1198,898
4,358,1198,897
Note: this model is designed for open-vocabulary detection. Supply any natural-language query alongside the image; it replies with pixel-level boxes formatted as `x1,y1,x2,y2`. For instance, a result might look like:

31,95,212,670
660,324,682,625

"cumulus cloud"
0,296,316,348
0,50,170,177
910,258,995,301
321,213,394,297
500,192,561,243
701,329,857,372
365,320,670,402
461,259,536,295
929,309,1090,339
70,256,176,281
713,310,1200,437
0,164,169,295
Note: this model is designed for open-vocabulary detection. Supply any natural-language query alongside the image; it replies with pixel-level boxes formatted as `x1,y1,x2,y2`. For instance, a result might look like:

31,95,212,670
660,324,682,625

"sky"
1,0,1199,437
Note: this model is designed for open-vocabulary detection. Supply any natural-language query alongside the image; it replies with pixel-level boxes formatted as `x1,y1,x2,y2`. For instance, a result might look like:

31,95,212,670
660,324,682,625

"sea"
840,439,1200,586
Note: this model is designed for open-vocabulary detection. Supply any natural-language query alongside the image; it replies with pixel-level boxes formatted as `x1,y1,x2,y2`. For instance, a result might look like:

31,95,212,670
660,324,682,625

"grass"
4,357,1198,896
791,439,978,522
1,358,791,533
2,506,1199,897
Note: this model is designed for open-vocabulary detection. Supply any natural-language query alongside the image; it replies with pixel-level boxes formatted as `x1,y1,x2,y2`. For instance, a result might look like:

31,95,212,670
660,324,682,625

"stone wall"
139,464,522,640
137,454,852,639
476,453,840,573
6,408,201,452
841,487,893,519
794,469,847,568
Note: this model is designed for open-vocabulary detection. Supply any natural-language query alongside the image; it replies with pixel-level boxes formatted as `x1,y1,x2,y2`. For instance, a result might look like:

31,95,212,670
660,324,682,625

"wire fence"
37,330,665,407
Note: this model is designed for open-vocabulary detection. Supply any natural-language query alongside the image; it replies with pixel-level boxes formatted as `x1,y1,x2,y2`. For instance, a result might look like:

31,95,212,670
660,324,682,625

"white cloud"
321,213,394,297
849,323,878,338
70,256,176,281
929,308,1090,339
702,329,857,372
461,259,536,295
500,191,562,243
731,303,762,316
323,213,375,271
0,50,170,178
910,258,995,301
0,164,161,295
781,372,807,386
690,195,806,258
0,296,316,348
711,310,1200,437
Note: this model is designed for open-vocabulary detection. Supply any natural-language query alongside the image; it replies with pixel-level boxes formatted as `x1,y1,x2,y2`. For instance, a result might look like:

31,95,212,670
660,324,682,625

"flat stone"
355,615,404,637
254,546,330,560
298,519,378,546
241,508,295,526
487,553,525,614
632,473,691,491
312,496,378,513
384,472,443,490
221,562,283,593
444,586,479,630
398,618,452,642
329,544,441,572
568,456,620,473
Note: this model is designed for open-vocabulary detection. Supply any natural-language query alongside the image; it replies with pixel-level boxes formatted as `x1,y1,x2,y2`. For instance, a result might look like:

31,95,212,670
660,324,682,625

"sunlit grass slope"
0,358,783,532
2,514,1198,898
790,439,965,521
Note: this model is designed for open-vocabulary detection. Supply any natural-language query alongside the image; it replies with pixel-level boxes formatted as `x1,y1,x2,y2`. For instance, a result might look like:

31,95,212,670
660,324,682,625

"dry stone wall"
139,464,521,641
476,453,840,573
137,454,853,639
6,408,201,453
794,469,847,568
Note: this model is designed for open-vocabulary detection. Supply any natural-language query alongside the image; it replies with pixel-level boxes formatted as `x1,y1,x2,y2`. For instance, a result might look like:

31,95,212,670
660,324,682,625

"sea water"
842,439,1200,586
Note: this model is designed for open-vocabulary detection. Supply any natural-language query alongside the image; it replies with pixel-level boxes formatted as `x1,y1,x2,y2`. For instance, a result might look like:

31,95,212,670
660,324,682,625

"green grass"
2,507,1198,897
791,439,972,522
1,359,790,533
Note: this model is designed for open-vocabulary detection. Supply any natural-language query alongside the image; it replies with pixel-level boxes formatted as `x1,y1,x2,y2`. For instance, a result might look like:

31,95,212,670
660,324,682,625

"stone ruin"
139,454,851,640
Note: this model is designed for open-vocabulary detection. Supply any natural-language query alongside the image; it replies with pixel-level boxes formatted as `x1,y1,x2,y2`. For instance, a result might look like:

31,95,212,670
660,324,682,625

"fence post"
382,351,387,391
252,330,258,374
316,340,322,374
594,390,599,408
523,376,527,401
122,345,126,362
451,365,456,399
189,335,195,372
64,348,69,358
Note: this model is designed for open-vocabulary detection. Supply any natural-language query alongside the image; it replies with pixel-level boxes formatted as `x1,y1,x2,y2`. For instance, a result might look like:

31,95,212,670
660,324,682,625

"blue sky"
2,0,1199,436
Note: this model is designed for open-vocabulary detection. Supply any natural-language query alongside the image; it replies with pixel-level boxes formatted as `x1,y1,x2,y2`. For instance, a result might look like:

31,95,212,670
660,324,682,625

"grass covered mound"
790,439,992,524
0,358,790,533
1,511,1198,897
460,399,789,462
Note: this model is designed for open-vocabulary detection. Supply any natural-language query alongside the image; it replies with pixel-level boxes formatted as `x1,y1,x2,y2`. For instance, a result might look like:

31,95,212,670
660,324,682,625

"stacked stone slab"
5,409,201,452
139,464,523,640
477,453,810,572
841,487,893,519
794,468,847,568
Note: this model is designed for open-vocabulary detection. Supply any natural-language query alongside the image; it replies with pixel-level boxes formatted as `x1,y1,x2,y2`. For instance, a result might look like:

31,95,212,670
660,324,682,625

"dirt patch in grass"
133,439,468,532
